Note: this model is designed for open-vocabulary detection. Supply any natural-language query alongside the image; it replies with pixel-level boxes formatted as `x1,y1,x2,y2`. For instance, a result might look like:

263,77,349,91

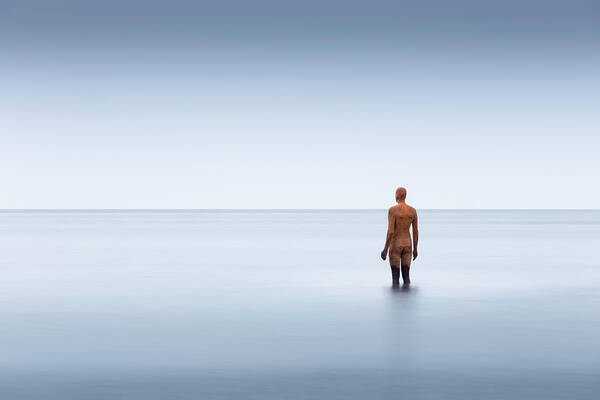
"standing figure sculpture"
381,187,419,287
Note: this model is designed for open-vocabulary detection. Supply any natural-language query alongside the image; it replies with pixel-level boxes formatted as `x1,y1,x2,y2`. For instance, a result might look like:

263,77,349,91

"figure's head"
395,187,407,202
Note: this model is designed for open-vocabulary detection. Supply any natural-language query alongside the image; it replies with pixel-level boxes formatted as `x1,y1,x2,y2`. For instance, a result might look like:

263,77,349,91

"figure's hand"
380,249,387,260
413,249,418,261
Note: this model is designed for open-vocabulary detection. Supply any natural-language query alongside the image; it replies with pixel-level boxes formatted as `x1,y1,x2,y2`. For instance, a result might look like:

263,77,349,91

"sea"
1,210,599,399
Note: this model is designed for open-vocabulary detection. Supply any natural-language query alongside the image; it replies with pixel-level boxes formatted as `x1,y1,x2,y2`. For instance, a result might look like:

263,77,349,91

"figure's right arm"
381,208,394,260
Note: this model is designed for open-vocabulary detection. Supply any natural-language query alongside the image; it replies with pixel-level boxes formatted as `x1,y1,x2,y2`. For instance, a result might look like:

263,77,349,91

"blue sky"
1,0,599,208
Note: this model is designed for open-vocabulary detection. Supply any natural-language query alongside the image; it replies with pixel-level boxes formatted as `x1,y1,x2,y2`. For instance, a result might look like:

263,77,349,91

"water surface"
1,210,599,399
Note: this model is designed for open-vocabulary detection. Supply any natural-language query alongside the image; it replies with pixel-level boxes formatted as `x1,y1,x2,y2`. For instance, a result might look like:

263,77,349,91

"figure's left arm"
412,211,419,260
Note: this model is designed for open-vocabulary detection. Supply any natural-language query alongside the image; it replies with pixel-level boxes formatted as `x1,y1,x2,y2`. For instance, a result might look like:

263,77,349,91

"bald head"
395,187,407,202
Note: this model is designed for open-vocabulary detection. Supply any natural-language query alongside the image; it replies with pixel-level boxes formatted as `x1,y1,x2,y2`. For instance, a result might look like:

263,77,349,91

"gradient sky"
2,0,599,208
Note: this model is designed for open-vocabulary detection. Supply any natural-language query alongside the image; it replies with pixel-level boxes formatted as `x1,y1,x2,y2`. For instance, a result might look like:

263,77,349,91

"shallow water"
1,210,599,399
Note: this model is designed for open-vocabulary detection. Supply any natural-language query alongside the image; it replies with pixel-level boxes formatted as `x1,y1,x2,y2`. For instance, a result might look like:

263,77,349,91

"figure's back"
390,204,415,247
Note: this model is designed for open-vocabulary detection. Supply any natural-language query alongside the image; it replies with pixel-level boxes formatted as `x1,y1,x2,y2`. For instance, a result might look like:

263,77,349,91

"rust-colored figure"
380,187,419,287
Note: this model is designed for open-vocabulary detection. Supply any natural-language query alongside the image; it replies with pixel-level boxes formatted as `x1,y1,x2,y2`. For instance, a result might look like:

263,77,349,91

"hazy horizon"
2,208,600,211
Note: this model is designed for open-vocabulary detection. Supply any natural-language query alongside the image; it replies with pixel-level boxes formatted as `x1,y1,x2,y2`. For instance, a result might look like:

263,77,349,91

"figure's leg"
390,266,400,286
389,249,401,287
401,266,410,286
400,247,412,286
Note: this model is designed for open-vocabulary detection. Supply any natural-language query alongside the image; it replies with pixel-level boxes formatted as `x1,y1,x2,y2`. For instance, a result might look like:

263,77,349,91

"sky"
1,0,599,208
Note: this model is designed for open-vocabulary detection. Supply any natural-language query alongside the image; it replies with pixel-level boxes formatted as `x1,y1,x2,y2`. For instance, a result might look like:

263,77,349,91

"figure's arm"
412,211,419,260
381,209,394,260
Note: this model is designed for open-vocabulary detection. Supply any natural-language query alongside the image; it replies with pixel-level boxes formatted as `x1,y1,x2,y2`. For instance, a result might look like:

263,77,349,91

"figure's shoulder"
388,205,399,214
406,204,418,215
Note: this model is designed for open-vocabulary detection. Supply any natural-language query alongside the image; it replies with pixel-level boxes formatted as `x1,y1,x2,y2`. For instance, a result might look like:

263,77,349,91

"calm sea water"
1,210,599,399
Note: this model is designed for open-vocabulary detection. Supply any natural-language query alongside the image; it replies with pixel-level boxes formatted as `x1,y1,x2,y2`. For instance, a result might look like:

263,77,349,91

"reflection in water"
390,284,416,294
382,283,420,382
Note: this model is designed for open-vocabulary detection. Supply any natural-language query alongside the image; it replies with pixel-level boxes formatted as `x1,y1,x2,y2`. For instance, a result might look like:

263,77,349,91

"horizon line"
1,208,599,211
